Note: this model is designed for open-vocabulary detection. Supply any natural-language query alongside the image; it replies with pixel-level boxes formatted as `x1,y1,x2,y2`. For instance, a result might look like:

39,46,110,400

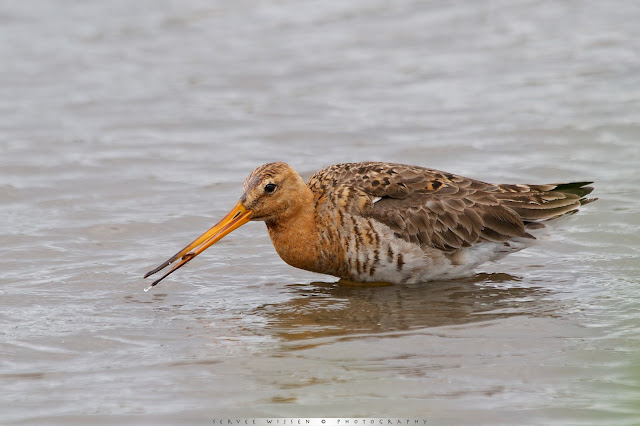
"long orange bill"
144,201,252,289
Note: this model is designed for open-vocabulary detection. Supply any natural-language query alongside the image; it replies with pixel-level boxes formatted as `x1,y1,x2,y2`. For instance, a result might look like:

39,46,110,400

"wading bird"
145,162,595,288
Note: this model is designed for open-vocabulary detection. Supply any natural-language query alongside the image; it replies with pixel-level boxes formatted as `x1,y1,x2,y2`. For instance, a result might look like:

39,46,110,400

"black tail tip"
554,181,595,198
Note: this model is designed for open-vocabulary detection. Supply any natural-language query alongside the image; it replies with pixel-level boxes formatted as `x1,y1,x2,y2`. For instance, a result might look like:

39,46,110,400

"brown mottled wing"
309,162,594,252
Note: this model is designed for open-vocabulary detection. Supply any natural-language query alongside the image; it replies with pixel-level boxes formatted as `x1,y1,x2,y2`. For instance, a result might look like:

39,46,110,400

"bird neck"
265,186,319,272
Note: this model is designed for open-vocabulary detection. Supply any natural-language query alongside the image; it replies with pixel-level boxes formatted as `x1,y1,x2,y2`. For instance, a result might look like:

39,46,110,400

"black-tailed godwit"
144,162,595,287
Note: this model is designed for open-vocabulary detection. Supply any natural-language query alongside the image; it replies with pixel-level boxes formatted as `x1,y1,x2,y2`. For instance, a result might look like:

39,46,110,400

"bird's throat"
265,199,320,273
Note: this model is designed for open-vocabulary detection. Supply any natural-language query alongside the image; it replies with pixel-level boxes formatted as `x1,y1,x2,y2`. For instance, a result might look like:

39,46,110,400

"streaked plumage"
145,162,595,287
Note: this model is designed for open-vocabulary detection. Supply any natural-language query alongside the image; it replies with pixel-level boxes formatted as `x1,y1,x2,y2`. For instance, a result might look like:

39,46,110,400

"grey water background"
2,0,639,424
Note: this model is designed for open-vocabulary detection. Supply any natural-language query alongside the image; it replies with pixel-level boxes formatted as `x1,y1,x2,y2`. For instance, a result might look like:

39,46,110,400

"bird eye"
264,183,277,193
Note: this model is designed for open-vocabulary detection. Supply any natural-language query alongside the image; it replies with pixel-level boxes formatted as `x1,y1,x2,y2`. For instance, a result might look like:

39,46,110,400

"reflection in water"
254,273,557,341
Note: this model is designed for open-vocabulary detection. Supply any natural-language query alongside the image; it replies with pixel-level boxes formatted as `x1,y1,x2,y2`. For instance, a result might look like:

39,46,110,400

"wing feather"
308,162,595,252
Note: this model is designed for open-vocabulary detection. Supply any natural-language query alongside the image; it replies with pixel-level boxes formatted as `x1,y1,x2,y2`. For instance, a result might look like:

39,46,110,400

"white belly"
342,220,534,284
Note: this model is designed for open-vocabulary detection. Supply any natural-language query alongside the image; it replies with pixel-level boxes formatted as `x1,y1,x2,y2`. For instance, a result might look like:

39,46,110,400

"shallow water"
1,0,640,424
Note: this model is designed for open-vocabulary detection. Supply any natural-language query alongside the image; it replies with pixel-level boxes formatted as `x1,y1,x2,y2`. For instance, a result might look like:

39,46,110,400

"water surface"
1,1,639,424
